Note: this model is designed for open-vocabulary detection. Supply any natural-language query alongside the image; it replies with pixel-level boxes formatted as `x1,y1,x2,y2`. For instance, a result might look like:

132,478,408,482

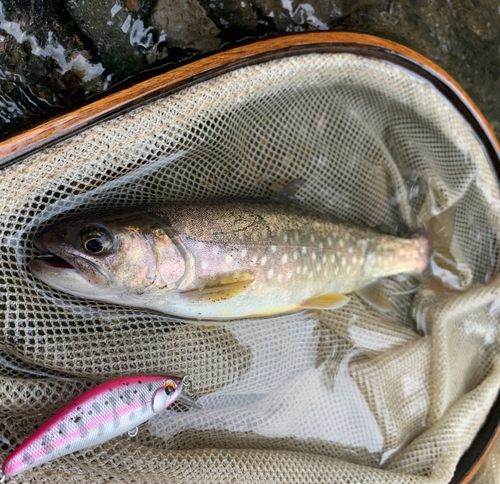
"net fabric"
0,53,499,483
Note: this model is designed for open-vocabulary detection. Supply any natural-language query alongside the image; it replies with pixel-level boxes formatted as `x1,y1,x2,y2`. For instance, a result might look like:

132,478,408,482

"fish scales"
30,199,428,320
159,202,426,318
1,375,183,477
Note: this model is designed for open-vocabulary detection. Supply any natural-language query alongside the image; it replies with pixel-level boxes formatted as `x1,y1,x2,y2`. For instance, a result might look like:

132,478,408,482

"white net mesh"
0,53,499,483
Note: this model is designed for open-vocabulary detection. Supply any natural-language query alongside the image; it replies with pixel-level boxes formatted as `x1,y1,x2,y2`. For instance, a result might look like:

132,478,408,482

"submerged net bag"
1,51,500,483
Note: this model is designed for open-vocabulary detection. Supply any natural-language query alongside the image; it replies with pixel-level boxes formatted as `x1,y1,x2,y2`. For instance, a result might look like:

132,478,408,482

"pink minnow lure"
0,375,197,480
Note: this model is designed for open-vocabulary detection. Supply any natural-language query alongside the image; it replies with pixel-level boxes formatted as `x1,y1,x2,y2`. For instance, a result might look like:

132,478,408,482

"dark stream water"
1,0,500,141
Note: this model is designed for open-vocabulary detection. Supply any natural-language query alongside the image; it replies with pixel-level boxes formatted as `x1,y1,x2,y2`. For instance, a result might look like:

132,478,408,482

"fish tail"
423,206,465,289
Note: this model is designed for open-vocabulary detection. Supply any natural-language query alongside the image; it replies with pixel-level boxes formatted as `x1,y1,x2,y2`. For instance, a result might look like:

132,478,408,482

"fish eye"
164,380,176,396
80,225,114,255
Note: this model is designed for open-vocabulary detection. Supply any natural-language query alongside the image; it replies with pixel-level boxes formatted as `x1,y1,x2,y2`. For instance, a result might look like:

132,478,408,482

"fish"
0,374,198,479
29,181,428,321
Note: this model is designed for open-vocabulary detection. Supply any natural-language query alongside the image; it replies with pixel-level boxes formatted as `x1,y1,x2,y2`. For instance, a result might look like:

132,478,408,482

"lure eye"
80,225,114,255
164,380,176,396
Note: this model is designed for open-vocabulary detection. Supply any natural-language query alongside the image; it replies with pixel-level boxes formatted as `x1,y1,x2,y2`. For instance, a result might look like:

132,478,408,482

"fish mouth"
32,253,76,270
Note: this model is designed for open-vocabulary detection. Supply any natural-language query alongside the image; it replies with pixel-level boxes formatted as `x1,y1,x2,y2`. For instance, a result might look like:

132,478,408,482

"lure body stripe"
1,375,183,477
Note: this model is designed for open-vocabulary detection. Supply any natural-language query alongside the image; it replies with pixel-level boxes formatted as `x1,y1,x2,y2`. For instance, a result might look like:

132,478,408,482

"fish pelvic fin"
301,292,350,310
181,273,255,303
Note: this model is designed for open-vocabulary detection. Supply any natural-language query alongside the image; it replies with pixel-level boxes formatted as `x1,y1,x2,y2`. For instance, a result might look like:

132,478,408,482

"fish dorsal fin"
181,273,255,303
270,179,305,204
301,292,350,310
356,281,391,312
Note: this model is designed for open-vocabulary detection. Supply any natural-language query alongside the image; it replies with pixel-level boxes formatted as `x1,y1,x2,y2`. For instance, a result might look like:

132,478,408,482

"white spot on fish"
252,233,259,241
348,247,353,254
319,242,324,249
262,231,268,239
327,237,332,246
301,247,307,254
281,254,288,264
323,269,328,277
287,272,292,279
310,234,315,242
241,249,248,258
364,252,377,274
342,258,346,267
316,264,321,272
334,267,339,275
302,266,308,274
271,246,277,253
260,256,268,266
296,266,301,274
267,269,274,278
293,251,298,260
330,254,336,263
339,239,344,248
308,273,313,279
353,256,357,264
277,274,282,282
322,255,327,264
312,252,316,261
284,234,288,242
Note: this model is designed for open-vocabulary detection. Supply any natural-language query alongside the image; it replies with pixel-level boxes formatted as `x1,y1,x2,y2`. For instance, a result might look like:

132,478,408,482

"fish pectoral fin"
355,281,391,312
300,292,350,310
270,178,305,204
181,273,255,303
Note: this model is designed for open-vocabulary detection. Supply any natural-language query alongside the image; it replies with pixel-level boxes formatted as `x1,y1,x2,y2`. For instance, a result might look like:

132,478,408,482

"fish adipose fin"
271,179,305,204
355,281,392,312
301,292,350,310
181,273,255,302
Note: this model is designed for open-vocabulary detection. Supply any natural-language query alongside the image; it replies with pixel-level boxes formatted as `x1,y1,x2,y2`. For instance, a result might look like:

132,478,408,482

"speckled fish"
0,375,197,479
29,181,428,320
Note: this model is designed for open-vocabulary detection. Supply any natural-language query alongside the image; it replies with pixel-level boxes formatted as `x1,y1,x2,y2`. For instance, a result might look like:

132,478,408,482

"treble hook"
179,375,202,410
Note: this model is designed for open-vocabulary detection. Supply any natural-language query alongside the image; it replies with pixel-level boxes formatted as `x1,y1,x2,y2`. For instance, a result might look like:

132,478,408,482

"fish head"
152,375,186,413
29,211,186,304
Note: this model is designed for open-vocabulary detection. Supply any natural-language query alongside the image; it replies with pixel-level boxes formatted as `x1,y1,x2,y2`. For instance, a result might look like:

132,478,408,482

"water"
1,0,499,140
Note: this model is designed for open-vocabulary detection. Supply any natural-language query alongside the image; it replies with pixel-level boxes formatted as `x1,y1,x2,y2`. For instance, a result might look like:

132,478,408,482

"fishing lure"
0,374,199,480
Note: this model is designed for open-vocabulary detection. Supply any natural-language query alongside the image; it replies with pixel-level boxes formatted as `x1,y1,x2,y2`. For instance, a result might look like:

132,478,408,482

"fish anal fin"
271,179,305,204
181,273,255,303
356,281,391,312
301,292,350,310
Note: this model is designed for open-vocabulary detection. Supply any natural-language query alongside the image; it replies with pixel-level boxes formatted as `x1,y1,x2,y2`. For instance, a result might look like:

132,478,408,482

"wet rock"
198,0,387,38
1,0,500,142
0,0,106,137
341,0,500,140
65,0,151,80
151,0,220,52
